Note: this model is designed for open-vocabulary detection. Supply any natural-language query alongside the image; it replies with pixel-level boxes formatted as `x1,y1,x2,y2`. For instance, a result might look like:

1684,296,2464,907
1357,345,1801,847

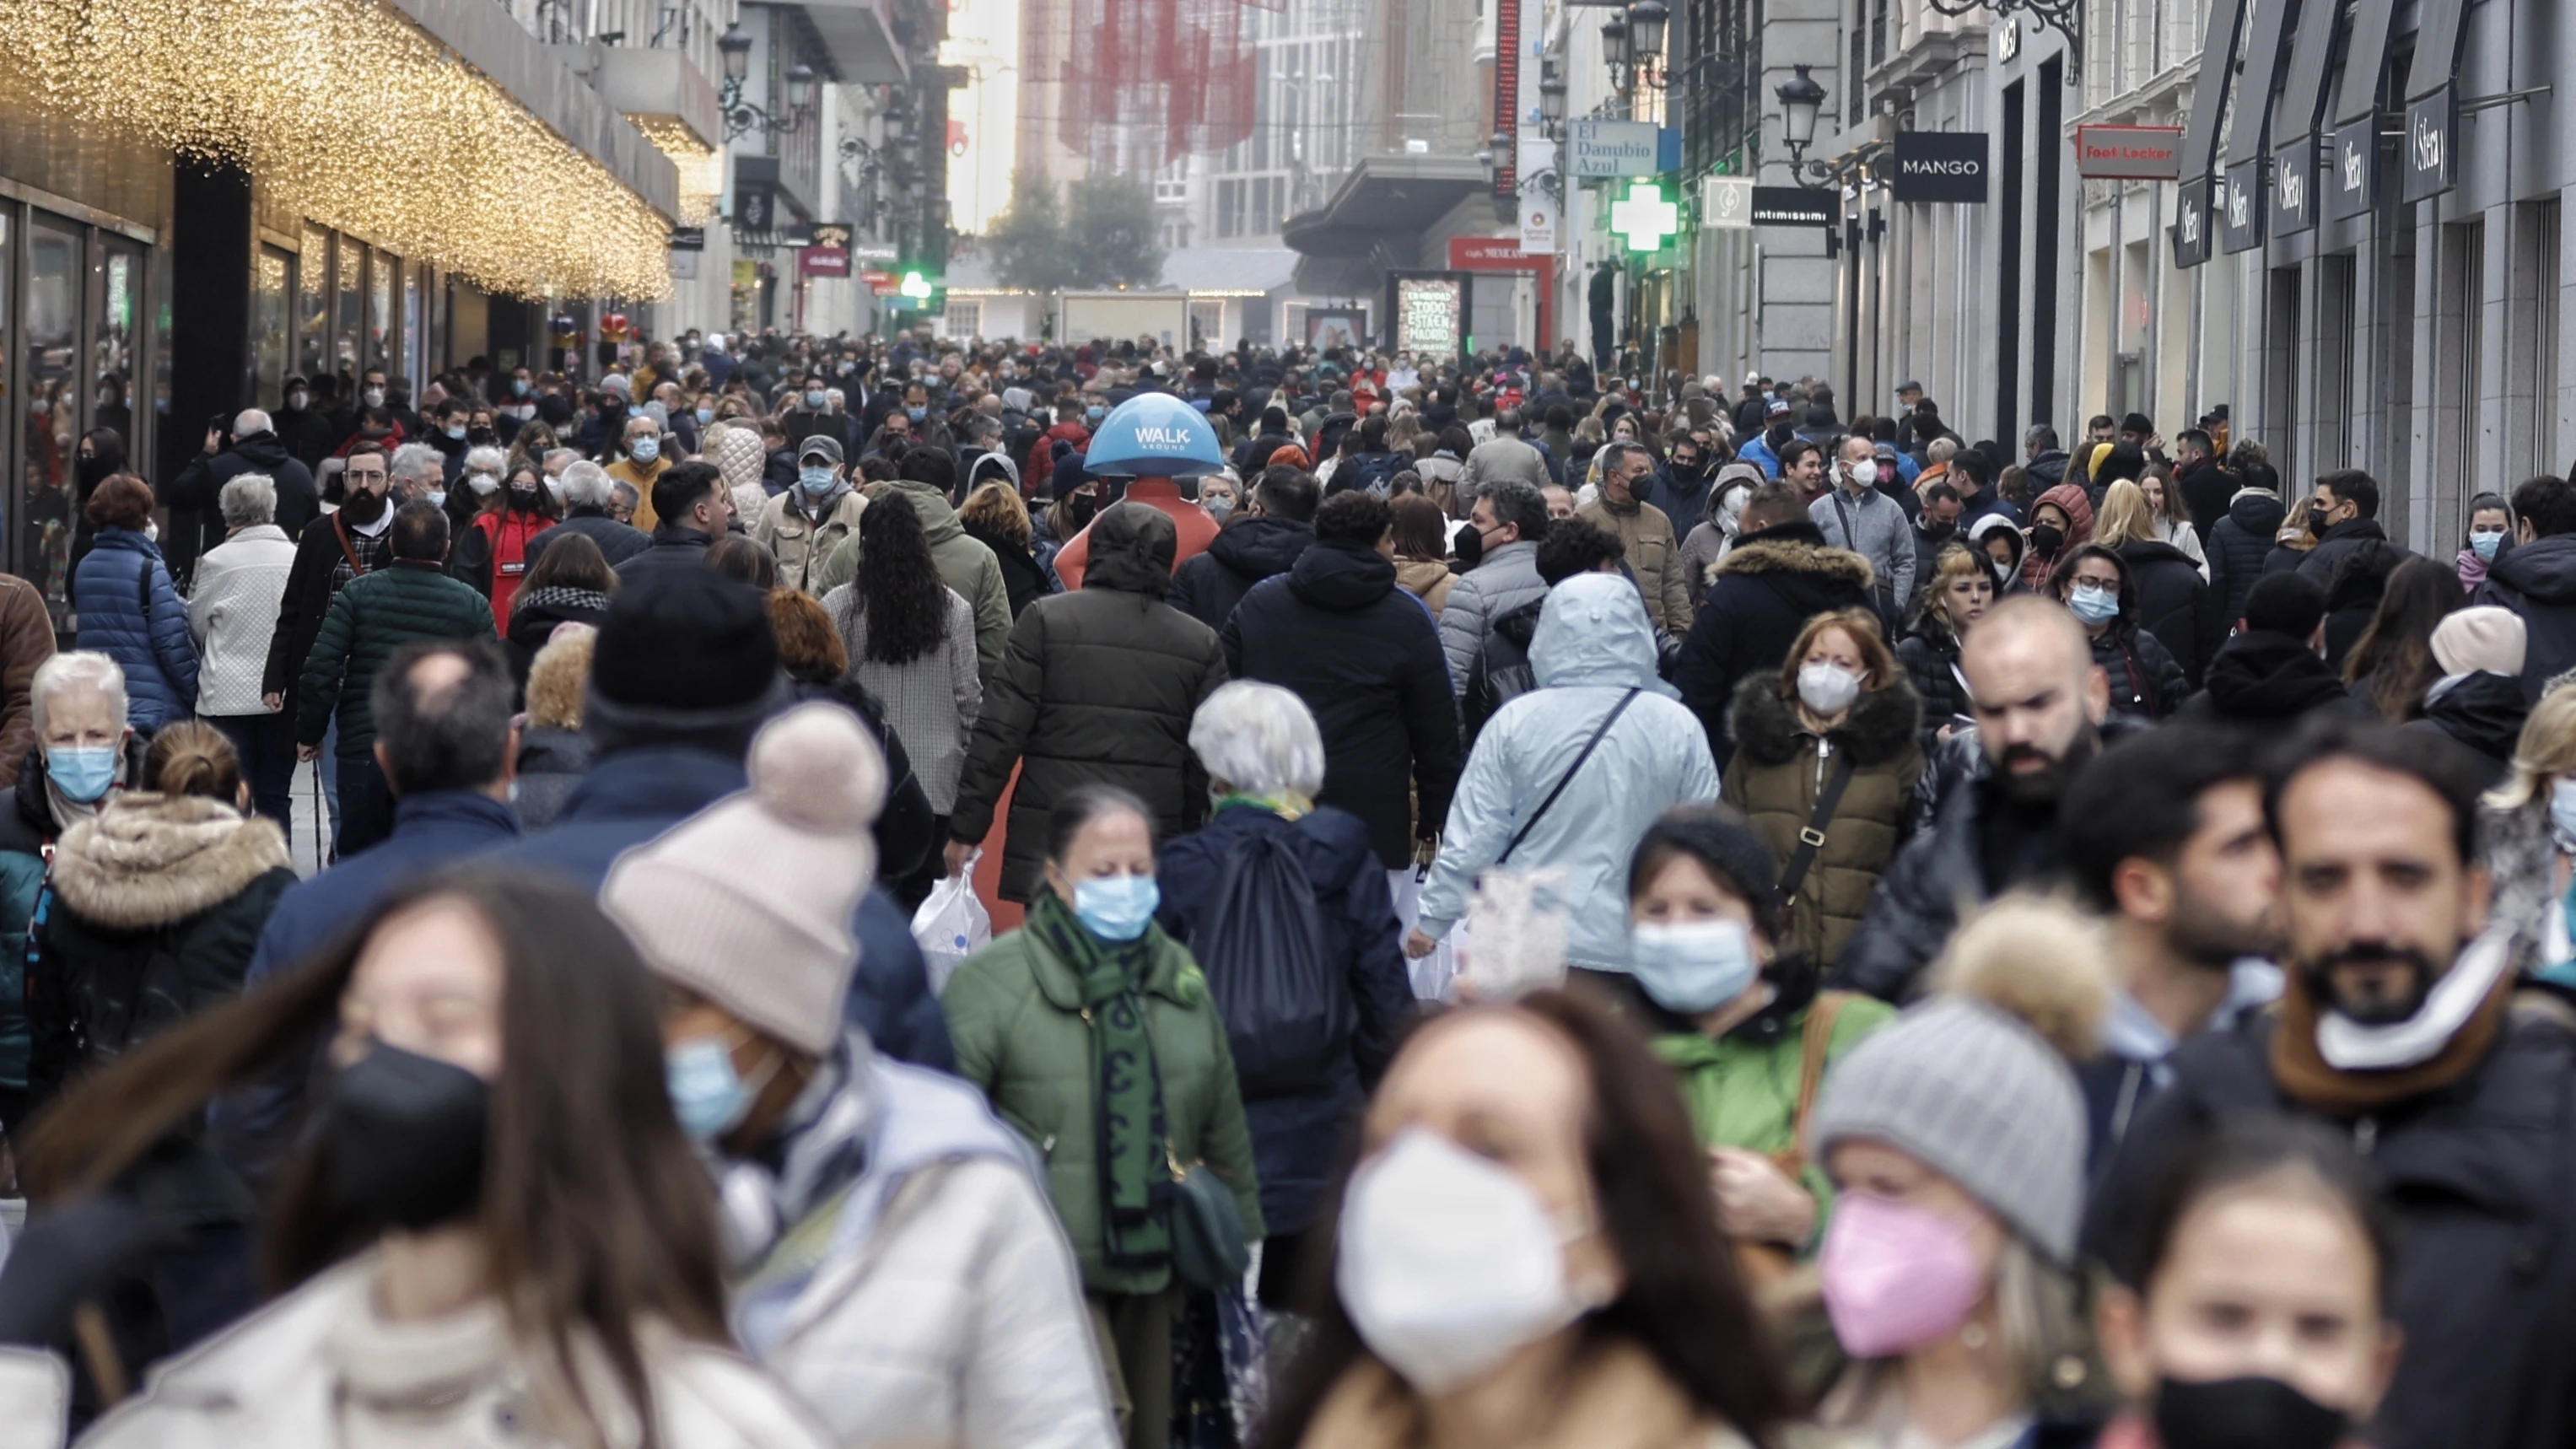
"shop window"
297,225,330,385
23,213,80,606
942,300,981,337
254,245,293,408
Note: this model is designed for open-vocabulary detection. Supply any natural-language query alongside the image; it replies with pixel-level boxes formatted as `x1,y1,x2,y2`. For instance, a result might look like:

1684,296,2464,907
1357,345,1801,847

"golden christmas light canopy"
632,116,723,227
0,0,672,299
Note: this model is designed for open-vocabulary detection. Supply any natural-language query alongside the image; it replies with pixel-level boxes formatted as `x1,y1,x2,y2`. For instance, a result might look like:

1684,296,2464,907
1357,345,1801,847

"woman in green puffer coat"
940,783,1262,1449
1625,806,1892,1275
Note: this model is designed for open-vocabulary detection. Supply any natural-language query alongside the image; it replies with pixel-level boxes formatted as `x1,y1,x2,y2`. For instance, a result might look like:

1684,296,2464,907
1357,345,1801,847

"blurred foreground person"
0,871,834,1448
943,785,1262,1449
1258,988,1790,1449
1805,897,2118,1442
2094,1119,2401,1449
609,704,1115,1448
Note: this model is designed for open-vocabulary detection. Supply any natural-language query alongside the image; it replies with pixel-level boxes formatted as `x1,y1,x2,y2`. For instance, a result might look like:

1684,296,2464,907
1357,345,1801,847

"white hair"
31,652,127,735
542,447,579,473
464,445,508,476
1189,681,1324,800
390,442,444,484
232,408,272,438
218,472,278,529
560,460,614,509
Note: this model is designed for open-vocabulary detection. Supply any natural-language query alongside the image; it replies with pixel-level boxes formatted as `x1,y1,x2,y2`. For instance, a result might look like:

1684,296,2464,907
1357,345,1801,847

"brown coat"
0,574,54,789
1720,671,1923,966
1296,1340,1754,1449
1393,557,1455,617
1580,496,1692,636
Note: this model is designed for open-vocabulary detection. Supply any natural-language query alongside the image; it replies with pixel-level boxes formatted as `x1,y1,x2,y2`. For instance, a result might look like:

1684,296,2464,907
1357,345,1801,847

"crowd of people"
0,324,2568,1449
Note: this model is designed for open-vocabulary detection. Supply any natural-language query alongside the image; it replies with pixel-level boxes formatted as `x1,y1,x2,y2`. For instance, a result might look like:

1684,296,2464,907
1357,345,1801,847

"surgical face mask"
444,423,467,441
1848,459,1878,488
1071,873,1160,942
800,466,838,496
2067,581,2121,624
907,405,929,422
325,1042,489,1231
466,471,501,497
665,1035,777,1142
1797,660,1864,716
1203,493,1237,522
629,435,660,464
425,489,446,510
1717,490,1748,534
2153,1377,2347,1449
1086,407,1107,425
47,744,118,803
542,473,563,500
364,387,386,407
286,389,309,411
696,406,714,426
2471,528,2506,561
1819,1193,1986,1357
805,389,828,410
1337,1128,1600,1394
512,378,530,396
1628,918,1760,1015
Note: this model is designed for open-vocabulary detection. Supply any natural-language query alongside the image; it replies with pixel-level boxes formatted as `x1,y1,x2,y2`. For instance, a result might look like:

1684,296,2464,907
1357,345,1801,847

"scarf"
510,585,610,622
2456,547,2492,590
1029,890,1171,1269
2271,938,2517,1115
1215,791,1312,820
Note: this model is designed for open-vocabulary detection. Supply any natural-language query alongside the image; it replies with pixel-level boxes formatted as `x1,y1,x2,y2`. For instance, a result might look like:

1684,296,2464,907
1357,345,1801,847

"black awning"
2331,0,2401,124
2180,0,2253,178
2228,0,2309,164
2273,0,2347,149
2405,0,2471,102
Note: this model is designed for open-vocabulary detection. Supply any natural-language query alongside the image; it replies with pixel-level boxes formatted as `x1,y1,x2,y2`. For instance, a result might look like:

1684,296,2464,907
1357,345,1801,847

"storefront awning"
1284,155,1492,259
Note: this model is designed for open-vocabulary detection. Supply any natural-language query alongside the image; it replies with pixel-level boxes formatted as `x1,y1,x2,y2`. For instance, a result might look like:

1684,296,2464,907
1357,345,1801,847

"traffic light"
1608,179,1679,254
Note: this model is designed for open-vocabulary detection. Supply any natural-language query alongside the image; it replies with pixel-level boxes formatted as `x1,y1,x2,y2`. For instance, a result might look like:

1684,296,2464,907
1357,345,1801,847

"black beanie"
591,569,779,711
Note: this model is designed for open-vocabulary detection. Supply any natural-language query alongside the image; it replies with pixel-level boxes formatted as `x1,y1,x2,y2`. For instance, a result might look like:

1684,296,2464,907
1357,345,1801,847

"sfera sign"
1891,131,1986,203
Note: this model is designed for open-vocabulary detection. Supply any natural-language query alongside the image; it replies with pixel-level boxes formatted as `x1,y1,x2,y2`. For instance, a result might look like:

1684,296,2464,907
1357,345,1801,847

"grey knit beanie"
602,703,886,1056
1808,897,2110,1264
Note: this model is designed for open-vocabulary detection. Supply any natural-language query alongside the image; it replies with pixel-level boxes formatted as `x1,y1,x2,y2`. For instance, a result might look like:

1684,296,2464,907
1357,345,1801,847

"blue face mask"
1086,407,1107,426
48,744,118,804
445,424,467,441
800,466,838,495
805,390,828,410
629,435,660,464
696,406,714,426
2471,529,2506,562
425,490,446,510
512,379,530,396
907,406,929,422
1072,874,1161,942
2067,584,2121,624
1628,919,1760,1014
665,1036,770,1142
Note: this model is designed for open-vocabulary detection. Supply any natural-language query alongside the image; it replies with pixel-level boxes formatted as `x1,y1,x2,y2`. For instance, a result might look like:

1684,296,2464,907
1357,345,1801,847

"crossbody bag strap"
333,514,366,578
1789,990,1852,1165
1498,687,1641,865
1776,750,1858,905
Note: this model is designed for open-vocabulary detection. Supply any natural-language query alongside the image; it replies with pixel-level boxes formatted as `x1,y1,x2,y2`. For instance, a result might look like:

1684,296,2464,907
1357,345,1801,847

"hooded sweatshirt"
2023,482,2095,589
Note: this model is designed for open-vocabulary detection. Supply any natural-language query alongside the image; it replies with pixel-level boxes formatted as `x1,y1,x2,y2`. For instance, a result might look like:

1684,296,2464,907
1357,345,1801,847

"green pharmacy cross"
1609,180,1679,253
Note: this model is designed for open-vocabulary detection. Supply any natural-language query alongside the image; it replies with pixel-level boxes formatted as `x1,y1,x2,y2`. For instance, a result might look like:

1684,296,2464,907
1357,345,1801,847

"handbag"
1168,1148,1251,1293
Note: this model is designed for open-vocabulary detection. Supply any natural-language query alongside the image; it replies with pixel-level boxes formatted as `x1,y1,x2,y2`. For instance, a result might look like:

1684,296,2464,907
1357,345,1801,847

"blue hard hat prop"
1083,393,1226,478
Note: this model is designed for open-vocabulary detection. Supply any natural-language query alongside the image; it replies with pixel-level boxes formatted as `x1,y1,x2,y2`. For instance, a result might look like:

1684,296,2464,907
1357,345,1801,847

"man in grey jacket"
1440,479,1552,695
1810,434,1914,622
1458,408,1555,491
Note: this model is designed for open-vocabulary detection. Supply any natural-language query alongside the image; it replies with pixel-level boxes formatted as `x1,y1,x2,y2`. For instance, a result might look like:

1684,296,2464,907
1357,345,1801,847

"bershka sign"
1890,131,1986,203
2074,124,2184,180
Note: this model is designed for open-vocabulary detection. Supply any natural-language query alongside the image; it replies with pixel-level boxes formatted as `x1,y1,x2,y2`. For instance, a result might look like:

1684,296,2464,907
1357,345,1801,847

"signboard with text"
1568,119,1669,177
800,222,854,277
2268,146,2315,235
1750,186,1835,228
1703,176,1754,229
2325,121,2375,219
2219,158,2266,254
2172,176,2212,268
1891,131,1988,202
2075,124,2185,179
2403,83,2455,203
1387,272,1469,360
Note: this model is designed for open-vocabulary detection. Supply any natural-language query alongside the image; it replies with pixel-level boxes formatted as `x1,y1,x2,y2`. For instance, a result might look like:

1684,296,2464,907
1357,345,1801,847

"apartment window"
1849,25,1866,123
941,301,982,338
1870,0,1887,65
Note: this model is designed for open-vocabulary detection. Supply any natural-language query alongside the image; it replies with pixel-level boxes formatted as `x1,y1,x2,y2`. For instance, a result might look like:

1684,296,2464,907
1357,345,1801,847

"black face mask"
2029,523,2066,558
2308,504,2335,535
2153,1376,2347,1449
1066,492,1097,525
326,1042,490,1231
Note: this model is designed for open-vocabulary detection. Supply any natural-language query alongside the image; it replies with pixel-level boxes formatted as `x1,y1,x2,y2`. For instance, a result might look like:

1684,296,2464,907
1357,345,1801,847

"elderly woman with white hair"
450,447,560,619
0,653,143,1129
1151,680,1415,1310
189,473,299,830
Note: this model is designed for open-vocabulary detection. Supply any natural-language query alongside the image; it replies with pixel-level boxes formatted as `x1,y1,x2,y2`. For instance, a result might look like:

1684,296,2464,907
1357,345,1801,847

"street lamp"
1776,64,1827,180
1601,12,1630,90
784,63,816,114
1540,67,1567,132
717,24,751,81
1627,0,1668,78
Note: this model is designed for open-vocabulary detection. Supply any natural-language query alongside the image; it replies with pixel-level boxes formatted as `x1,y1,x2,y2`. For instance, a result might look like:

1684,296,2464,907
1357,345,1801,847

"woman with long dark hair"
1258,987,1790,1449
821,496,978,902
451,452,562,622
0,871,833,1447
2342,553,2466,720
504,530,615,689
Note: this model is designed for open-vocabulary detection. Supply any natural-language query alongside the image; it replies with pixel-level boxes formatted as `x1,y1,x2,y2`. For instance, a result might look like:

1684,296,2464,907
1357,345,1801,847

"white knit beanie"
2431,606,2527,677
602,703,886,1055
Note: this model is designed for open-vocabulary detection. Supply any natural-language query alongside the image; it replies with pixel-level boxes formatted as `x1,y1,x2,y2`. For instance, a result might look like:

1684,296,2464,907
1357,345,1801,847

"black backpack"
1188,830,1352,1096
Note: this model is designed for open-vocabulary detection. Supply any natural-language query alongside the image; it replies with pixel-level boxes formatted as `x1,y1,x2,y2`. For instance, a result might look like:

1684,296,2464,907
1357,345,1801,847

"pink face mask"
1819,1192,1986,1358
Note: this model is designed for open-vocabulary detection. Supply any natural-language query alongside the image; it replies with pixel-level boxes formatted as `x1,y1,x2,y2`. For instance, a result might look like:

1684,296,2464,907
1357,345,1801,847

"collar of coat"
50,792,289,928
1024,918,1206,1014
1710,525,1875,590
1300,1341,1744,1449
1726,669,1921,768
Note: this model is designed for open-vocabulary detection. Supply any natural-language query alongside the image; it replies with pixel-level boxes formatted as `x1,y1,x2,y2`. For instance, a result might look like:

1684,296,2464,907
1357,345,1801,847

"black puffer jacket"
1221,539,1463,868
2180,630,2365,725
2476,532,2576,702
2405,671,2530,787
1895,614,1967,753
2088,621,2190,719
1169,514,1312,633
2298,515,2406,588
2175,456,2235,547
1673,521,1877,773
2204,488,2283,627
1463,595,1543,751
963,518,1053,618
948,504,1229,902
2116,539,2223,688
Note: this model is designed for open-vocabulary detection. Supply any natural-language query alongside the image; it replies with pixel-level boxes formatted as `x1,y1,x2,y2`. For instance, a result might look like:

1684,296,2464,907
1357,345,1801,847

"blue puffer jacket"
73,528,198,732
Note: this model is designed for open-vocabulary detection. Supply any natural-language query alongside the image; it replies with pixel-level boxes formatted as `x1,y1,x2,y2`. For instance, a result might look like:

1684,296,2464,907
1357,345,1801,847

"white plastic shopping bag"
912,856,991,996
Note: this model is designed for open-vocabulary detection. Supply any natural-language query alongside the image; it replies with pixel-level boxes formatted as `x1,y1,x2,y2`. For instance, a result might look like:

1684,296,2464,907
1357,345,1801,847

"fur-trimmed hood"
1708,522,1876,590
50,792,291,929
1726,668,1922,767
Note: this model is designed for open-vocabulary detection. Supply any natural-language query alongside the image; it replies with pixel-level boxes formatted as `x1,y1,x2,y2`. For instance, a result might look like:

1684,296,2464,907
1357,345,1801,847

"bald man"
1832,595,2139,999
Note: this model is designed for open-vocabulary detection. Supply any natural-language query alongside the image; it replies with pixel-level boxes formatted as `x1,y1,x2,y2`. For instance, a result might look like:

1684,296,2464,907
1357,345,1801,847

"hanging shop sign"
2269,146,2315,236
1568,120,1676,177
2172,177,2213,268
669,227,707,251
2074,125,2185,180
2403,83,2456,203
2219,159,2266,254
1750,186,1835,228
800,222,854,277
1891,131,1988,202
1703,176,1754,229
2325,121,2376,220
734,180,777,232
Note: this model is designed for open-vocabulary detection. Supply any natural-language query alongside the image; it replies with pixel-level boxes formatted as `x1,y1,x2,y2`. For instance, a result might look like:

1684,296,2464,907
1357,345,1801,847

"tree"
985,170,1079,292
1065,172,1165,287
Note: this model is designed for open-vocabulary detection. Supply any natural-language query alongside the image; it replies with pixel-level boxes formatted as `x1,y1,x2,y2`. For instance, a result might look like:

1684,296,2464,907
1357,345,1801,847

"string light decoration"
631,117,722,226
0,0,672,298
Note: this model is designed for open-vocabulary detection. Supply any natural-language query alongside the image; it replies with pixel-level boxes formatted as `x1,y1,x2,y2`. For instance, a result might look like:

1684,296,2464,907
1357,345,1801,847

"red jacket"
464,508,555,622
1026,423,1091,496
